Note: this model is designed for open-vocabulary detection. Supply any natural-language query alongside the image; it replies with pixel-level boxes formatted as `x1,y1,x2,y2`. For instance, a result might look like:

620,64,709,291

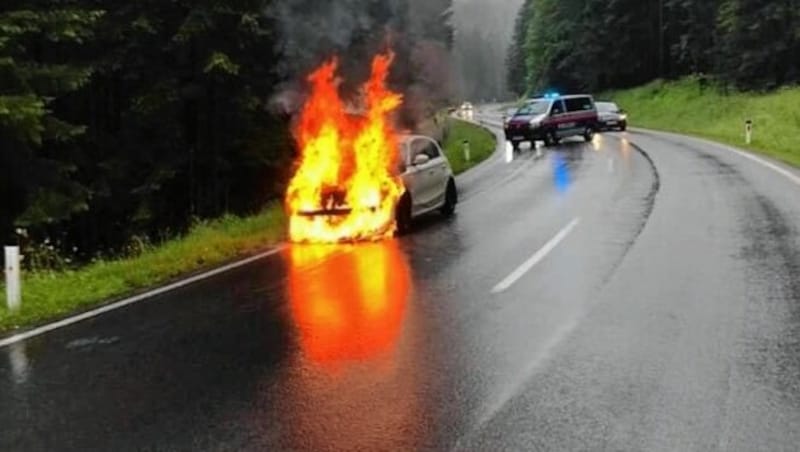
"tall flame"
285,52,405,243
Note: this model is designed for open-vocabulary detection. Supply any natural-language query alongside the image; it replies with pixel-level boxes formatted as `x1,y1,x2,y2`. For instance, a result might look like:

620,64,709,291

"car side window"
565,97,594,112
423,140,441,159
411,138,440,162
409,139,429,164
550,100,565,115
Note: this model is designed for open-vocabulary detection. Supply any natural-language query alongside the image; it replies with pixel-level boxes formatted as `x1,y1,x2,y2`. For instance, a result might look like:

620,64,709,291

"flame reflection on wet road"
280,241,424,450
287,240,411,369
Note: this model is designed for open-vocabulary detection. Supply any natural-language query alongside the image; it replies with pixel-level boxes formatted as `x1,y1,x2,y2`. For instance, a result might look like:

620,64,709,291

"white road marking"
726,145,800,187
491,218,581,294
0,246,286,349
638,129,800,187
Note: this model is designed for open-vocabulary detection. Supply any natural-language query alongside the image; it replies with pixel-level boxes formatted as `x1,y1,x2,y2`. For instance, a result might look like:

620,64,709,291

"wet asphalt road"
2,106,799,451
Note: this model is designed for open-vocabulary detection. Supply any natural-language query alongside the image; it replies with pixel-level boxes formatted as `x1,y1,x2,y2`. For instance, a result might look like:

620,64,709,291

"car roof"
528,94,593,101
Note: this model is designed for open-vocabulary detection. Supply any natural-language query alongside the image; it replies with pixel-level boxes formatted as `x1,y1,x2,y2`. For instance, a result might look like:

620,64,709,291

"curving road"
1,105,799,451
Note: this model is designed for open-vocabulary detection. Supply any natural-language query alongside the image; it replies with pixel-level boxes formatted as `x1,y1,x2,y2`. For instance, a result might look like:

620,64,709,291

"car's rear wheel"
583,126,595,142
441,179,457,217
395,193,412,235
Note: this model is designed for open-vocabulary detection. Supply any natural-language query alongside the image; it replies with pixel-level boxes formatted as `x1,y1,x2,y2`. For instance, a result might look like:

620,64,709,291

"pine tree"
664,0,719,76
716,0,799,89
506,0,535,97
0,7,103,240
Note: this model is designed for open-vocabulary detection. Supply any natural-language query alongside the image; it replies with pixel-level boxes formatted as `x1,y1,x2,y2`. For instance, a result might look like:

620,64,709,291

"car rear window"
564,97,594,112
596,102,618,112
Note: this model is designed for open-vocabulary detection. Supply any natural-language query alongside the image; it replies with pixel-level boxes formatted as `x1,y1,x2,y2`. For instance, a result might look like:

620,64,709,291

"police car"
504,93,599,149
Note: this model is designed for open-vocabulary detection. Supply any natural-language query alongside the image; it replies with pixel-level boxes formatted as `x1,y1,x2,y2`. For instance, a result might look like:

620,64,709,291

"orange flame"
285,52,405,243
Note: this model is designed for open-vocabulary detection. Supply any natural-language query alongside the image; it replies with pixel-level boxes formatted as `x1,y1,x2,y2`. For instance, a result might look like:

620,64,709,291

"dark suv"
504,94,599,149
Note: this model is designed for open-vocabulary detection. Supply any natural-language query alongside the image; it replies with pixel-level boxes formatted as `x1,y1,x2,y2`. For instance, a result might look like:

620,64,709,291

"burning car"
285,52,456,243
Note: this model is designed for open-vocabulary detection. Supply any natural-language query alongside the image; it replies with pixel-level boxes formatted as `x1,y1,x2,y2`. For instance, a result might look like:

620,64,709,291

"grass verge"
607,78,800,167
0,204,285,334
443,118,497,174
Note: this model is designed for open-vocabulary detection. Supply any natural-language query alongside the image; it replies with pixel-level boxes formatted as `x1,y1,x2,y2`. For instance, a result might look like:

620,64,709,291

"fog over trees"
451,0,525,102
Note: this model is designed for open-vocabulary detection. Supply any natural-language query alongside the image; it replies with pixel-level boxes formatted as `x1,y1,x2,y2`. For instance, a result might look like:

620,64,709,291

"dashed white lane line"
0,246,286,349
491,218,581,294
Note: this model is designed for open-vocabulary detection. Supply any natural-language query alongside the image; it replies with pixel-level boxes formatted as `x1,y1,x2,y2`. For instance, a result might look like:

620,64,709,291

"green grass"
607,78,800,167
443,118,498,174
0,204,285,334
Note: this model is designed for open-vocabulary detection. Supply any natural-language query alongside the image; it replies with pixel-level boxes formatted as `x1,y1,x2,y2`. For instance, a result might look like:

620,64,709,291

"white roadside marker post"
5,246,21,311
745,119,753,145
463,140,471,163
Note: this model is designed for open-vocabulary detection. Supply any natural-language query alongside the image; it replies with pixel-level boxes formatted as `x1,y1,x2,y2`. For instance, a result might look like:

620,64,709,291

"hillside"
608,78,800,168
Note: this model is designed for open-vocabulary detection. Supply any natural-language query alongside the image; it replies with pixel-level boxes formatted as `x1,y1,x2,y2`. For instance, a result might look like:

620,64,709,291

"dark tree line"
507,0,800,95
1,0,453,260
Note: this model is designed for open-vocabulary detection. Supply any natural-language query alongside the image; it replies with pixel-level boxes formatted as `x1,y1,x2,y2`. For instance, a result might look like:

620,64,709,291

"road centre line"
0,246,286,349
491,218,581,294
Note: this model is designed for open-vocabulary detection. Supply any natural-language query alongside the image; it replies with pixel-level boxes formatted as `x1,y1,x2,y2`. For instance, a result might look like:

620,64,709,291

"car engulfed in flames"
285,52,405,244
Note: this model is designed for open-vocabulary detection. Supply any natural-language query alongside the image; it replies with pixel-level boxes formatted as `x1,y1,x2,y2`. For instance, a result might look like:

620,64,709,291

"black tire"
583,126,595,142
441,179,457,216
619,122,627,132
511,141,521,152
395,193,412,236
544,131,558,147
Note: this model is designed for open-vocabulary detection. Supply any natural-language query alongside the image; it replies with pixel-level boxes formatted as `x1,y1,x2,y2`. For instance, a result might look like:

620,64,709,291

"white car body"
398,135,457,219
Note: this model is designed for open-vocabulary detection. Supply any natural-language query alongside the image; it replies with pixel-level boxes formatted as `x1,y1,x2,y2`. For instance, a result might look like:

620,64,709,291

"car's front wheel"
395,193,412,235
441,179,457,217
619,122,627,131
583,126,595,142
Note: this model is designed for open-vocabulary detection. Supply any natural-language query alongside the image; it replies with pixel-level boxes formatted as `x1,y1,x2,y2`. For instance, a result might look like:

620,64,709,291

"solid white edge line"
727,146,800,187
0,245,286,349
639,129,800,187
491,218,581,294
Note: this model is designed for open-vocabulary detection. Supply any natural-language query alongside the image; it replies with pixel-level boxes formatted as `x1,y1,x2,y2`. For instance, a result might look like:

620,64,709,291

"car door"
401,138,431,214
562,97,594,136
549,100,571,137
405,137,447,214
419,138,450,208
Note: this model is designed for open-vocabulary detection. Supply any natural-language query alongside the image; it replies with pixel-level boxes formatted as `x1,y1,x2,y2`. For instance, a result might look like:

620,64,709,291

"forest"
0,0,454,261
507,0,800,95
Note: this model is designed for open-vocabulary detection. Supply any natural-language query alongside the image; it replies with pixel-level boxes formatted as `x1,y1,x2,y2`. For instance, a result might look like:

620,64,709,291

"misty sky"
451,0,525,100
453,0,524,42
